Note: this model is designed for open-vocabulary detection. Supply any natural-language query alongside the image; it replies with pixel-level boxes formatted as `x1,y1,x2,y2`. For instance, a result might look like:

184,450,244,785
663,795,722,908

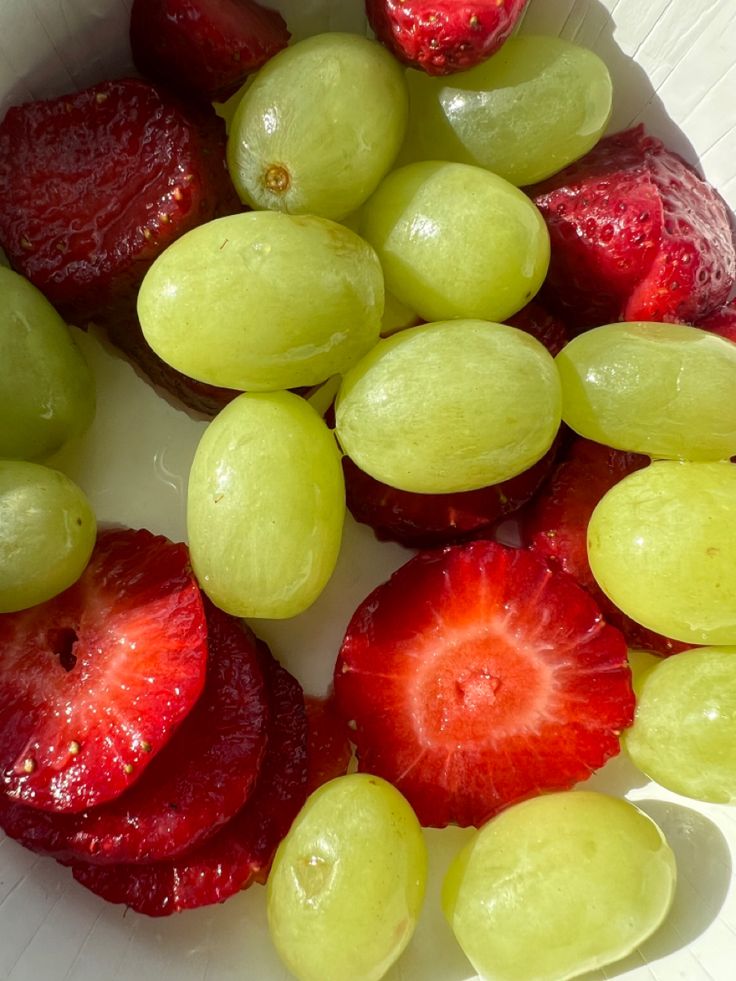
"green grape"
0,461,96,613
557,322,736,460
627,649,661,697
380,291,420,337
360,162,549,323
138,212,383,391
187,391,345,619
267,774,427,981
335,320,561,494
588,461,736,645
227,33,408,220
442,791,676,981
624,647,736,802
0,267,95,461
402,36,612,186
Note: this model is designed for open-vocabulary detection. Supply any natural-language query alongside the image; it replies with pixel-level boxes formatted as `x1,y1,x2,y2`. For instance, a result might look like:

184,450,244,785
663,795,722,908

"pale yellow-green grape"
402,35,612,186
138,212,383,391
267,774,427,981
0,461,96,613
0,268,95,461
627,649,661,697
227,33,408,220
187,391,344,619
380,291,420,337
443,791,676,981
360,161,550,323
335,320,561,493
588,461,736,645
557,322,736,460
624,647,736,803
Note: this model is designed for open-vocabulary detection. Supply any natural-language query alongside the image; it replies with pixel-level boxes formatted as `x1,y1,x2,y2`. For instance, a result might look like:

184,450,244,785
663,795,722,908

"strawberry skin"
304,695,352,796
333,541,633,828
0,528,208,814
130,0,290,102
366,0,529,75
0,602,268,864
506,299,569,357
530,126,735,331
698,299,736,344
71,647,308,916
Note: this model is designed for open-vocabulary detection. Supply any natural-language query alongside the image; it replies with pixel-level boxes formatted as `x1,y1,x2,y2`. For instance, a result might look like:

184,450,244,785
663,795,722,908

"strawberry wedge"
334,541,634,828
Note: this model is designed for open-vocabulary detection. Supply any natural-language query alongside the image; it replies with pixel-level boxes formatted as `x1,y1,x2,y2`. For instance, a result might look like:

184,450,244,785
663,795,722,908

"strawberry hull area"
1,2,736,981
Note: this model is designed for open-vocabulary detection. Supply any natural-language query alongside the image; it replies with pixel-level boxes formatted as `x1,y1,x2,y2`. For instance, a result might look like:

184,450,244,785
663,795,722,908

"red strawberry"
366,0,529,76
0,602,268,864
130,0,290,102
343,437,561,549
530,126,735,331
0,528,207,814
304,695,352,796
523,438,689,656
333,541,633,828
0,78,239,331
71,648,308,916
506,299,569,357
697,298,736,344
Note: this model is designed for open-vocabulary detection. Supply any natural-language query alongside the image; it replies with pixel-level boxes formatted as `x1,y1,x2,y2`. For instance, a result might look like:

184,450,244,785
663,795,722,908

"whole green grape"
0,461,96,613
443,791,676,981
138,212,383,391
0,268,95,460
267,774,427,981
228,33,408,220
624,647,736,803
360,162,549,323
402,35,612,186
557,321,736,460
335,320,561,493
588,461,736,645
187,391,345,619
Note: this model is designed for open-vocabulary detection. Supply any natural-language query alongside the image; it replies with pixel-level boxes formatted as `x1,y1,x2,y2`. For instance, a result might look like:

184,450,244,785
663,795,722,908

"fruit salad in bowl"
1,1,736,980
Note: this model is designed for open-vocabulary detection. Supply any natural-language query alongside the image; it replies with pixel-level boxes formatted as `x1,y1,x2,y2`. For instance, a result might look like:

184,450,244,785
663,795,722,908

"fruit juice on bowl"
1,1,736,981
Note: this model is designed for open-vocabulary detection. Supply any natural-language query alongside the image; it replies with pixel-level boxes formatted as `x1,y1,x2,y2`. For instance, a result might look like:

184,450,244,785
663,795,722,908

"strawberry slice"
523,437,690,656
506,300,569,357
333,541,633,828
304,695,352,796
698,299,736,344
366,0,529,76
0,528,207,814
0,602,268,864
530,125,735,331
130,0,291,102
71,647,308,916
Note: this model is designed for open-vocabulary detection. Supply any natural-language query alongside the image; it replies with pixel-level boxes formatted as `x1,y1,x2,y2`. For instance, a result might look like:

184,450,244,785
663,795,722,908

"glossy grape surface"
588,461,736,644
187,391,345,619
335,320,561,493
228,33,407,220
267,774,427,981
443,791,676,981
0,460,96,613
0,267,95,461
138,212,383,391
360,162,549,323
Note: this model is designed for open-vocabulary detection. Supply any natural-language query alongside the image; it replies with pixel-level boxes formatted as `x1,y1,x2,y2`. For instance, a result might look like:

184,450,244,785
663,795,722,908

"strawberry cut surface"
333,541,634,828
0,528,207,814
0,601,268,863
71,646,308,916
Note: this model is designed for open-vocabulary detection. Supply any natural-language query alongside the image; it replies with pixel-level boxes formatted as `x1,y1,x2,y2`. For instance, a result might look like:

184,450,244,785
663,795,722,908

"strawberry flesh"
130,0,290,102
0,602,268,864
366,0,529,76
333,540,634,828
697,298,736,344
0,528,208,814
71,647,308,916
304,695,352,796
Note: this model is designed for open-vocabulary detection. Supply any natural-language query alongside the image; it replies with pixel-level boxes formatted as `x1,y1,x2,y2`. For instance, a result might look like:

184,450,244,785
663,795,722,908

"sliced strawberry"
366,0,529,76
523,437,690,656
0,528,207,814
131,0,290,102
530,126,735,331
697,298,736,344
71,648,308,916
304,695,352,796
0,78,239,331
333,541,633,828
343,437,561,549
506,300,569,357
0,602,268,863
